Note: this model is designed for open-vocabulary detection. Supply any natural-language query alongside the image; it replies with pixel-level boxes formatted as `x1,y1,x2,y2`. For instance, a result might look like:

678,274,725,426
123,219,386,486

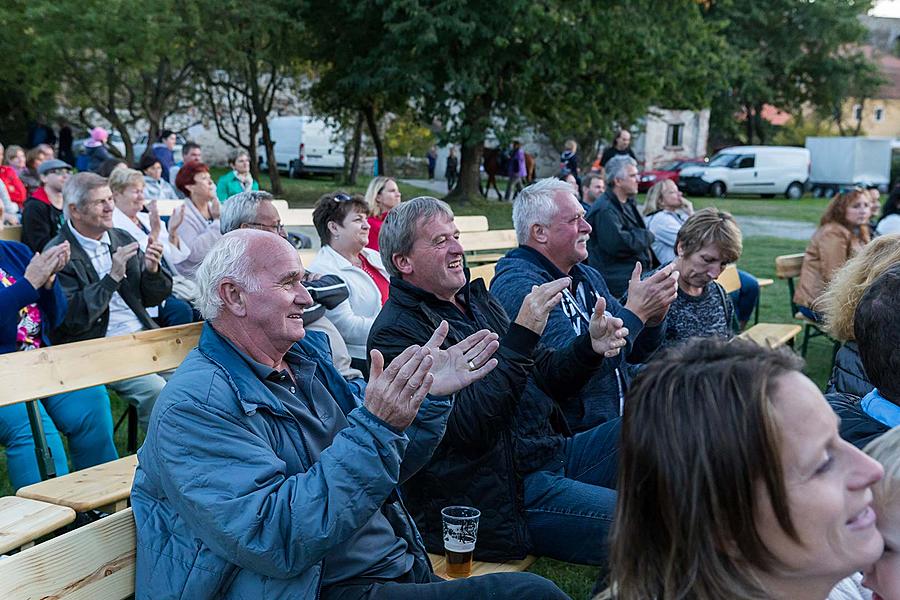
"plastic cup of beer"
441,505,480,578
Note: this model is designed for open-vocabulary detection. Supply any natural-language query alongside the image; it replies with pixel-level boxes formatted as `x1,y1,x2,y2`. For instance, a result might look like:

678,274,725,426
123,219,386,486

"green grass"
2,180,836,599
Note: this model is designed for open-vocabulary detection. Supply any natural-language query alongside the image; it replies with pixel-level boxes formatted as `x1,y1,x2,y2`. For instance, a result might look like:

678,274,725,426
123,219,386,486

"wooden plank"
775,253,804,279
270,199,290,218
757,277,774,288
428,552,537,579
0,225,22,242
0,508,135,600
465,253,505,265
469,263,496,288
152,199,183,217
459,230,518,253
0,497,76,554
298,248,318,266
455,215,489,233
738,323,802,349
715,265,741,294
17,456,138,514
282,208,314,227
0,323,201,409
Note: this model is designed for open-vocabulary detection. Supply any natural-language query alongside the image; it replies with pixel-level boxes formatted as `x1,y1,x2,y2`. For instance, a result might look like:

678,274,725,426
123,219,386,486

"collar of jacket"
387,273,478,309
30,186,52,206
505,244,599,297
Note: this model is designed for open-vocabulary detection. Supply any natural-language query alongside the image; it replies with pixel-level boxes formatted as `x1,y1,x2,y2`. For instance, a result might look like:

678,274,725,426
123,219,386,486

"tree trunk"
247,121,260,181
446,95,492,203
260,116,282,195
754,103,765,144
363,104,385,176
347,110,363,185
744,105,754,144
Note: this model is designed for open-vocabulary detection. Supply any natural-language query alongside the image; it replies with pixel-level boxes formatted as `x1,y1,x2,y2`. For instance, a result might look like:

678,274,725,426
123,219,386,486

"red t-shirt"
366,213,387,251
358,253,389,304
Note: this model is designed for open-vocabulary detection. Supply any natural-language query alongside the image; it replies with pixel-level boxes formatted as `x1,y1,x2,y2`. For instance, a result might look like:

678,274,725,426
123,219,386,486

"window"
853,104,863,121
666,123,684,148
736,155,755,169
875,106,885,122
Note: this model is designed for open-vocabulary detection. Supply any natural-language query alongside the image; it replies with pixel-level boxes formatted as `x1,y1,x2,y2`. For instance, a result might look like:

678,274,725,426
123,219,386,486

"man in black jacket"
45,172,172,429
828,266,900,448
585,155,656,298
368,197,631,568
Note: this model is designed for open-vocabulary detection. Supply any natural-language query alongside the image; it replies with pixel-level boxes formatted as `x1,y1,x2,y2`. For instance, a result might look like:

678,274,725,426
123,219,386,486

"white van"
259,116,345,177
678,146,810,199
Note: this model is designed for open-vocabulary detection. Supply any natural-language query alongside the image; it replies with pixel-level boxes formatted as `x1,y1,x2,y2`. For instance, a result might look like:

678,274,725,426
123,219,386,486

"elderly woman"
819,234,900,399
173,161,221,279
109,168,193,325
0,239,117,490
310,191,389,369
795,189,872,321
1,143,27,211
650,207,742,349
364,176,401,250
861,427,900,600
138,154,180,200
610,338,884,600
216,148,259,201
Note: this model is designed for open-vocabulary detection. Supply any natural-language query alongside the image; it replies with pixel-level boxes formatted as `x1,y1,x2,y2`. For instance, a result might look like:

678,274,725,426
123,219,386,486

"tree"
381,0,727,201
196,0,307,195
708,0,881,145
16,0,200,162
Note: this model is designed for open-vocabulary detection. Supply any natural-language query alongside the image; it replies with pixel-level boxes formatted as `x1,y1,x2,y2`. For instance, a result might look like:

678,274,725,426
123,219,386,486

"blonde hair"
820,233,900,341
864,426,900,516
643,179,677,216
364,176,396,215
108,167,144,194
564,139,577,152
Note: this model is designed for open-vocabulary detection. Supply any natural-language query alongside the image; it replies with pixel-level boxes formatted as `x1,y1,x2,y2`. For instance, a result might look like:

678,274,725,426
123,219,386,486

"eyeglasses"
245,221,285,233
332,193,352,202
46,169,72,176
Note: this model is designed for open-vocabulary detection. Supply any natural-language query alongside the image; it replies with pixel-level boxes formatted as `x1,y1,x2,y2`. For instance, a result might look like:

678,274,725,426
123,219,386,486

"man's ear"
675,241,684,258
532,223,549,244
219,280,247,317
393,253,413,276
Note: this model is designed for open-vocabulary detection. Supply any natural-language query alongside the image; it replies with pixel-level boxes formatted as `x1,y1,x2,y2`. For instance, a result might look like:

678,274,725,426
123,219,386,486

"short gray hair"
62,172,108,219
606,154,637,188
194,234,261,320
228,148,250,165
512,178,572,244
379,196,454,278
220,190,275,234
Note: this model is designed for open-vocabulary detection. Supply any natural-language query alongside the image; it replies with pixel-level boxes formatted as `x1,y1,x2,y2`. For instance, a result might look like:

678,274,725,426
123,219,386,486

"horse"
482,146,536,200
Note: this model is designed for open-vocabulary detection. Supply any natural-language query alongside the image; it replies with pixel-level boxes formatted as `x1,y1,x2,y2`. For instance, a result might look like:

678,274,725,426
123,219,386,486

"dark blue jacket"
133,323,443,598
0,241,66,353
492,245,664,429
151,143,175,182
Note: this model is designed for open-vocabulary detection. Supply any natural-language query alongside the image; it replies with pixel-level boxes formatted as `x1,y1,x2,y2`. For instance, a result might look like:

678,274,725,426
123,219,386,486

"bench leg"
127,405,138,453
26,400,57,480
98,499,129,514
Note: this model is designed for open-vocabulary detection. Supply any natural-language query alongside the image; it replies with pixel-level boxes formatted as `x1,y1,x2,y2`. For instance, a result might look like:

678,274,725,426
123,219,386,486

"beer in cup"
441,506,480,578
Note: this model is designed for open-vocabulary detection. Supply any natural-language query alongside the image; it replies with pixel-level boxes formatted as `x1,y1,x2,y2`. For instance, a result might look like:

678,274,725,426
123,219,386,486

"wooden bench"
459,229,518,265
469,263,497,289
428,552,536,579
716,265,800,348
0,496,75,554
0,225,22,242
17,455,139,515
0,507,136,599
775,253,840,367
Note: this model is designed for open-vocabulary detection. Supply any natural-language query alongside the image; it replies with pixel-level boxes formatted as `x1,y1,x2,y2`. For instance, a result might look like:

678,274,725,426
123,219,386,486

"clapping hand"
110,242,140,282
147,200,162,241
514,277,569,336
365,345,435,431
422,321,499,396
144,237,164,273
168,205,185,248
588,296,629,357
623,262,679,326
208,198,221,220
24,242,70,290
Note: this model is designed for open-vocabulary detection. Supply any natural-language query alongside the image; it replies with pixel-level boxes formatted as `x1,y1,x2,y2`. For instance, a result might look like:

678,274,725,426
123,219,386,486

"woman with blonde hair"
642,179,694,264
821,234,900,398
364,175,401,250
795,189,872,321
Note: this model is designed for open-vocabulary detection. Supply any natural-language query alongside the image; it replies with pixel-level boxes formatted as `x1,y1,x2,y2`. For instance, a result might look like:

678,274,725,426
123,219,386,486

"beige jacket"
794,222,866,310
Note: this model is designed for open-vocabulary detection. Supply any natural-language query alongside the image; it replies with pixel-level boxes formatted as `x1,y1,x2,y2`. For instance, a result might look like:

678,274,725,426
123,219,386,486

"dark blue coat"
0,241,66,353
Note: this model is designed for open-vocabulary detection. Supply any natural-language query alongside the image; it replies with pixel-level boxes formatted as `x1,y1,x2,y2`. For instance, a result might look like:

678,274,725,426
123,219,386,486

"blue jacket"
151,143,175,182
132,323,445,599
492,245,665,429
0,241,66,353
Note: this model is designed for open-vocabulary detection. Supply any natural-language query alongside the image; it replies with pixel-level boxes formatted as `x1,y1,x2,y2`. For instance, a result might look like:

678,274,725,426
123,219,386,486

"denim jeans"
523,418,620,566
0,385,118,490
108,374,167,430
155,294,194,327
322,571,569,600
729,269,760,325
798,305,824,323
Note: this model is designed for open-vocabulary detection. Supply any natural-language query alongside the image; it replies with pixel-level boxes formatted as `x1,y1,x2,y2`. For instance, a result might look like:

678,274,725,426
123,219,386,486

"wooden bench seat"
738,323,803,349
428,552,537,579
0,496,75,554
17,455,139,514
0,507,136,600
0,225,22,242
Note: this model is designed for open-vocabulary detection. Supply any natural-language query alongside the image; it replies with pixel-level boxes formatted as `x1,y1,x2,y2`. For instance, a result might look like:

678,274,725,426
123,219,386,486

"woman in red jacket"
1,143,27,209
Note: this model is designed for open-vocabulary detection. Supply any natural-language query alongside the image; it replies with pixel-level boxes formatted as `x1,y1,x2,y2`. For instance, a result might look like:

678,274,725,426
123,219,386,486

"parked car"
678,145,810,199
133,133,185,164
638,158,705,192
258,116,345,177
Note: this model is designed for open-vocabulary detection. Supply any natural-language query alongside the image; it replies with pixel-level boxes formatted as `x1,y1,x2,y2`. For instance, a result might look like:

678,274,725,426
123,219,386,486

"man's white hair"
194,235,261,320
512,178,574,244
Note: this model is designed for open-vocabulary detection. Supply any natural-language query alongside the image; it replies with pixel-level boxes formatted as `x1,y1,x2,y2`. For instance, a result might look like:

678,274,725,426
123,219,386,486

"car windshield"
707,152,739,167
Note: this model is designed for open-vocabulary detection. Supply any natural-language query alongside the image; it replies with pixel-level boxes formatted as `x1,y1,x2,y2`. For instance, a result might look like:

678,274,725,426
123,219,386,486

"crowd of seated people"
4,128,900,600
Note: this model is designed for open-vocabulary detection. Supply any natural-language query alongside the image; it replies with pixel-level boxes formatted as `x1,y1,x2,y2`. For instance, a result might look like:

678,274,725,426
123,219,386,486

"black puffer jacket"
826,341,874,399
367,275,605,561
827,392,889,449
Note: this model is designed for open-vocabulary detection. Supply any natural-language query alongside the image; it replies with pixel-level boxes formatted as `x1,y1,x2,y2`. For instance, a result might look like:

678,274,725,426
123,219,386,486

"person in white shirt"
44,172,172,429
110,168,194,325
876,188,900,236
310,192,389,372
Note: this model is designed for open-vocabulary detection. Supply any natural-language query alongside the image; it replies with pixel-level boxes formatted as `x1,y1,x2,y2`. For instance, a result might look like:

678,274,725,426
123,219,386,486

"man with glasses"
21,158,72,252
45,172,172,430
586,154,657,298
